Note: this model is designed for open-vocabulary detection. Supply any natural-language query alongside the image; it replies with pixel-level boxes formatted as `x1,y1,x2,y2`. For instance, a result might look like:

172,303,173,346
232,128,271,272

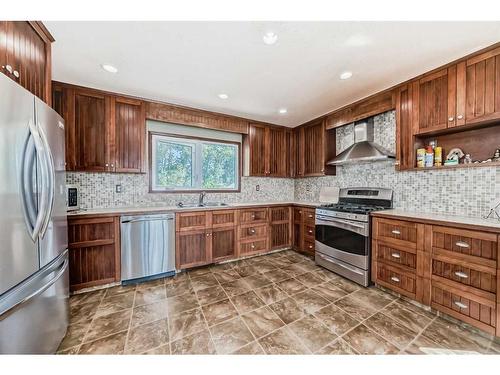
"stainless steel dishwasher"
120,213,176,283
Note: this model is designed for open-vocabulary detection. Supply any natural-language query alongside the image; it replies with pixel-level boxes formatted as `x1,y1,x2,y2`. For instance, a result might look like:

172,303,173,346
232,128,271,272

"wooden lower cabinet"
176,229,211,270
292,206,316,256
67,215,120,291
175,205,299,269
372,215,500,337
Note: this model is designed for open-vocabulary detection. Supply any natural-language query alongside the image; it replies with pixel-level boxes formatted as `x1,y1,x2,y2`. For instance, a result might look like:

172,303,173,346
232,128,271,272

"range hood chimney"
326,117,395,166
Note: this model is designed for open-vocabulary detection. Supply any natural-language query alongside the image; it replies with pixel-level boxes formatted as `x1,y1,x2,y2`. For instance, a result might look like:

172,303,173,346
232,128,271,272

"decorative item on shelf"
484,197,500,221
463,154,472,164
444,148,464,166
416,148,426,168
492,148,500,162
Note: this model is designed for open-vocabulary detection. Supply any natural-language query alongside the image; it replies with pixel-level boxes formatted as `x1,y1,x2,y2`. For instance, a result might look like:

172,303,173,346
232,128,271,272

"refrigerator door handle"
37,123,55,238
21,121,49,241
20,123,38,240
0,251,68,320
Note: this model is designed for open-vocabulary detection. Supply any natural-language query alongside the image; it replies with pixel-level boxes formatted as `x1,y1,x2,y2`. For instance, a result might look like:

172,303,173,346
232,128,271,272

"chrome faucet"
198,191,206,206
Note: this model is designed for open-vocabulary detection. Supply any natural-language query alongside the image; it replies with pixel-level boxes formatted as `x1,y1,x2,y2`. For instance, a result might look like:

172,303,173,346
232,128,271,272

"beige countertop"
372,209,500,232
68,201,321,217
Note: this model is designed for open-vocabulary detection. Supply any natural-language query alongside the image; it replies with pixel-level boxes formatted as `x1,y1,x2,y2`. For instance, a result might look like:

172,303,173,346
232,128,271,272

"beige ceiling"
46,21,500,126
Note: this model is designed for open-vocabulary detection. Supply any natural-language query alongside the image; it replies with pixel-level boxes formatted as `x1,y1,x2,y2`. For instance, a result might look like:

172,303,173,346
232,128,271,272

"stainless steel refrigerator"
0,73,69,354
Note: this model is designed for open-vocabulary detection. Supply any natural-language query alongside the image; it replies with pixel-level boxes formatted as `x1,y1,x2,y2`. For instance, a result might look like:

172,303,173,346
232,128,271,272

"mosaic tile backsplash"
295,110,500,218
67,110,500,218
66,173,295,209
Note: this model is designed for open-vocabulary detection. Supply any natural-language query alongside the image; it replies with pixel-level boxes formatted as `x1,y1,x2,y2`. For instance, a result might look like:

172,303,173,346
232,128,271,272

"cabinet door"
176,229,210,269
248,123,268,176
395,84,414,170
71,90,110,172
211,227,237,262
67,216,120,291
303,121,325,176
293,222,303,251
461,47,500,126
1,22,49,102
413,68,456,134
114,97,145,173
268,127,287,177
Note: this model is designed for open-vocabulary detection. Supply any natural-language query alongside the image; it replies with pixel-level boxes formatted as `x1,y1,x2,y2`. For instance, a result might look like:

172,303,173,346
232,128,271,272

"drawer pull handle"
454,301,468,309
390,276,400,283
391,229,401,235
308,214,313,218
308,230,313,234
251,244,255,249
308,245,313,249
454,271,468,279
251,214,255,219
455,241,470,248
250,228,256,234
391,253,401,259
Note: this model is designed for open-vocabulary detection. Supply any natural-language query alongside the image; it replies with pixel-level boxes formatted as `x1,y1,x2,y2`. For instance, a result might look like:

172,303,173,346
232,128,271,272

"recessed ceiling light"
218,93,229,99
278,108,287,114
263,32,278,45
340,71,353,80
101,64,118,73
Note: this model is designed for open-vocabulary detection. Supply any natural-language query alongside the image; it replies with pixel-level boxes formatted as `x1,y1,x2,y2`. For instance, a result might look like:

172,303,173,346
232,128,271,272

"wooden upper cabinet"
244,123,292,177
296,119,336,177
461,46,500,126
412,68,457,135
113,97,146,173
0,21,53,104
246,123,267,176
73,90,109,172
395,84,414,170
52,82,146,173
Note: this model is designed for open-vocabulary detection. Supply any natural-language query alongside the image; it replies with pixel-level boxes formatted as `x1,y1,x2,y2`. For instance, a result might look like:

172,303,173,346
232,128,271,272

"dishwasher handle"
121,213,175,223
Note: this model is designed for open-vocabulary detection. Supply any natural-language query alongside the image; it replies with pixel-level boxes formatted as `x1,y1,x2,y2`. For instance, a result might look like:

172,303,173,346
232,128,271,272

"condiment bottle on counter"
425,145,434,167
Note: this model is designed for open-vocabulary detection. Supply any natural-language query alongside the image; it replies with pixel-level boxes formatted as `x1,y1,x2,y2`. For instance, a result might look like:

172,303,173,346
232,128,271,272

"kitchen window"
150,133,240,192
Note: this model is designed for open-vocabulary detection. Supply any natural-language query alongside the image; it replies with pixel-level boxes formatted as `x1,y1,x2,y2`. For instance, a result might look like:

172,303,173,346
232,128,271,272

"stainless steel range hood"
326,117,395,166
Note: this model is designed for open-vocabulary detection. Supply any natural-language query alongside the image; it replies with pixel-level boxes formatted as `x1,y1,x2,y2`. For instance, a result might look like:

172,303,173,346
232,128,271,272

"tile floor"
58,250,500,355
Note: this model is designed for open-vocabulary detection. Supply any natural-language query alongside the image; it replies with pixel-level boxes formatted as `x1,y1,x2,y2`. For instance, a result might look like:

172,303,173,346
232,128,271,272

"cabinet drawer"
431,282,496,334
211,210,238,228
293,207,303,223
240,208,268,224
68,216,116,245
375,218,417,247
304,223,315,238
176,212,208,232
376,241,417,270
240,239,268,256
431,258,497,294
376,263,416,298
303,208,316,225
431,226,498,263
239,224,268,240
303,239,315,254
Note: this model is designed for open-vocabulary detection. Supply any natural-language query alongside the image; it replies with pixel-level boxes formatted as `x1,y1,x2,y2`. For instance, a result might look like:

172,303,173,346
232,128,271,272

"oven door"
315,215,369,269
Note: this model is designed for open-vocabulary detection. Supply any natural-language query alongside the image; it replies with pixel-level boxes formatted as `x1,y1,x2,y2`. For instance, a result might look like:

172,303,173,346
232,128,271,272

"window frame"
148,131,241,193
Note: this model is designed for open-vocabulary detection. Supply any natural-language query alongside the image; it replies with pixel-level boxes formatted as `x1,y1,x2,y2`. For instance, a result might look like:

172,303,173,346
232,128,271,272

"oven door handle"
317,253,365,276
316,216,368,234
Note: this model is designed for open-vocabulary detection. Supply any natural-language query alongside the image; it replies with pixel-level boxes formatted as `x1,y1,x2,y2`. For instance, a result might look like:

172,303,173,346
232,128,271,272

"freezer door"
35,97,68,267
0,74,40,295
0,250,69,354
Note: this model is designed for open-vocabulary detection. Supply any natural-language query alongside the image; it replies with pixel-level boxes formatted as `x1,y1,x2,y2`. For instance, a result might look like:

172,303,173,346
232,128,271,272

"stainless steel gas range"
315,187,393,287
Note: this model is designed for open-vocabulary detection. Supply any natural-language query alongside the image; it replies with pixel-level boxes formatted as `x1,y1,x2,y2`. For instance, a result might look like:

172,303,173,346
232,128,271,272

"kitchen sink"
177,202,228,208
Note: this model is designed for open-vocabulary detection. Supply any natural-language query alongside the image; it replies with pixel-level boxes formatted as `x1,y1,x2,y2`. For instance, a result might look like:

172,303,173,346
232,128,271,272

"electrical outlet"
115,184,122,193
255,184,260,191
